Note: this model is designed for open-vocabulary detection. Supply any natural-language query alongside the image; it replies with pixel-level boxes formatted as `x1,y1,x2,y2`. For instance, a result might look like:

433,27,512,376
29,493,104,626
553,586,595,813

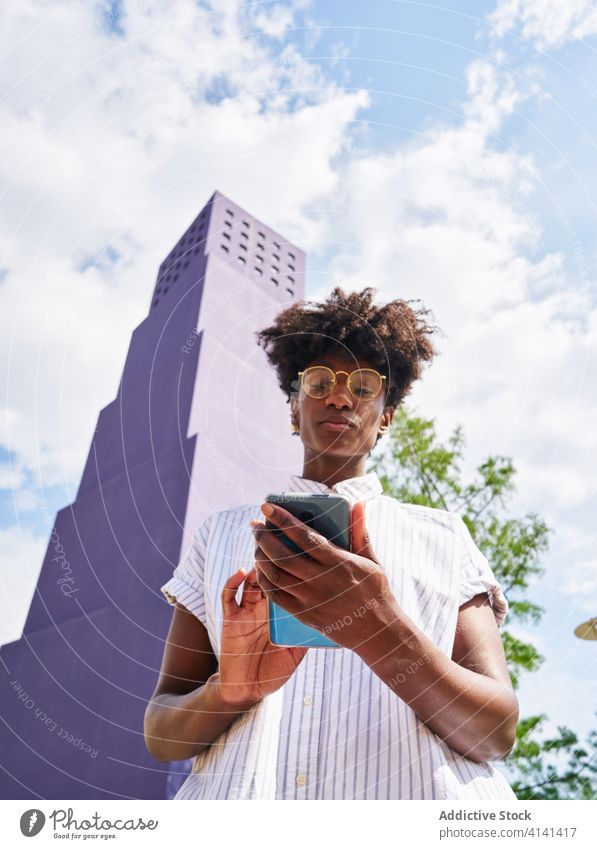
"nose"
325,372,353,408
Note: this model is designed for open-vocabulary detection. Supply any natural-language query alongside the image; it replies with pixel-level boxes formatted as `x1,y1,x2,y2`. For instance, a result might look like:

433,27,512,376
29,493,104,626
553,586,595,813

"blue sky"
1,0,596,755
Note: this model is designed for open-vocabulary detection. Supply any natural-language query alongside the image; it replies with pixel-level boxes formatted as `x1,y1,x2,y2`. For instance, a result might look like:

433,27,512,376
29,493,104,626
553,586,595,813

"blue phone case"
264,492,351,648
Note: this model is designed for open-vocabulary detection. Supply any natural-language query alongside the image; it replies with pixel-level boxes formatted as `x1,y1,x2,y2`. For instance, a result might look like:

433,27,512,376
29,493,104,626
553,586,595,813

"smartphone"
263,492,351,648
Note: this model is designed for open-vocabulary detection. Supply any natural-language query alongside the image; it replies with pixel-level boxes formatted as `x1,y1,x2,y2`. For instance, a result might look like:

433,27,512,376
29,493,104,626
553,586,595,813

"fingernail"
262,503,274,516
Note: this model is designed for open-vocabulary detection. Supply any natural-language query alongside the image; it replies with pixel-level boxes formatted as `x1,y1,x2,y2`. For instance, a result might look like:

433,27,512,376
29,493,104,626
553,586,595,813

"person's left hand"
249,501,400,652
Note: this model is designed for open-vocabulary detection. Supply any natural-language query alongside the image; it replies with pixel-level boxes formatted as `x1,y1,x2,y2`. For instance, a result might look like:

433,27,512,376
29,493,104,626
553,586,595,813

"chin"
316,433,365,452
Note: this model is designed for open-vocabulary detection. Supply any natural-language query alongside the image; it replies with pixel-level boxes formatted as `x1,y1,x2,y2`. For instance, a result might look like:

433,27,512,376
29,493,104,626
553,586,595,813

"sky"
1,0,596,755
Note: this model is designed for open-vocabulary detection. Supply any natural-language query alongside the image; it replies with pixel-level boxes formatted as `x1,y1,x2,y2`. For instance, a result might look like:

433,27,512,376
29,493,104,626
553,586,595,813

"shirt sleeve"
160,514,213,628
454,513,509,628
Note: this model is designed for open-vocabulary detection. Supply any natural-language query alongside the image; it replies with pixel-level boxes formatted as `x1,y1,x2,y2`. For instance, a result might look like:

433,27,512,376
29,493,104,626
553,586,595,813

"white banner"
1,799,595,848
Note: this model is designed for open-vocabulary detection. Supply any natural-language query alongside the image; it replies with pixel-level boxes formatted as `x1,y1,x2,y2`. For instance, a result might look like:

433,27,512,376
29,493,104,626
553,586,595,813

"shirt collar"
287,470,383,505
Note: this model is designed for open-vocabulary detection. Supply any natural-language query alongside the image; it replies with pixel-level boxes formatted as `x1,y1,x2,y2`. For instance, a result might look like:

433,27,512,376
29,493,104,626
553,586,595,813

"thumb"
351,502,379,563
221,567,247,615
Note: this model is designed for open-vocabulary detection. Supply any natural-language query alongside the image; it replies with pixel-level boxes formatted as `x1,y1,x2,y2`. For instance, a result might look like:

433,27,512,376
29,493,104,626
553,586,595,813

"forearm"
144,672,258,762
354,611,518,763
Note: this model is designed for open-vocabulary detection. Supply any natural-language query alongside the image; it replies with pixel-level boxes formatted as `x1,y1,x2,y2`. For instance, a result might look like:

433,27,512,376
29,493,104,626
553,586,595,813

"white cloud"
304,57,597,610
488,0,597,50
0,0,368,498
254,4,296,39
559,557,597,605
0,455,27,490
0,524,47,646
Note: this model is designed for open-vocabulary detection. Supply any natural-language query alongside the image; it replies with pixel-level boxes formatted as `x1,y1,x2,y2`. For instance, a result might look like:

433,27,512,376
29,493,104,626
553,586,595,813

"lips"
319,417,355,431
321,418,353,425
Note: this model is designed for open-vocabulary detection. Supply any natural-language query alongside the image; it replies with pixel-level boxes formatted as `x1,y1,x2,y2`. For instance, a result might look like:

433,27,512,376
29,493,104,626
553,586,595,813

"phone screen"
262,492,350,648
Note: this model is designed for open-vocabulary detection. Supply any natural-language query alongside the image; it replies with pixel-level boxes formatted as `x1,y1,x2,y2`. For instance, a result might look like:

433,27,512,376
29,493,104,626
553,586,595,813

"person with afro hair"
147,286,518,802
254,285,437,476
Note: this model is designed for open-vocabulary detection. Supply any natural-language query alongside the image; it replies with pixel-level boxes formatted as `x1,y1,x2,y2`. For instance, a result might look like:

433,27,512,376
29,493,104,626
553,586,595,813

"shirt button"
303,695,312,705
296,774,307,786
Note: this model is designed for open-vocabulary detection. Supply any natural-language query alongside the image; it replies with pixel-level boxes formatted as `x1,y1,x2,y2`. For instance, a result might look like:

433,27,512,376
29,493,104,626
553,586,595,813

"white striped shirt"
160,471,516,800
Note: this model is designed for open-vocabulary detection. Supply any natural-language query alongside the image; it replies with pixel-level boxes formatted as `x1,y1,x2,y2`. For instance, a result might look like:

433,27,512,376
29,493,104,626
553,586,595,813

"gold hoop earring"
291,421,300,434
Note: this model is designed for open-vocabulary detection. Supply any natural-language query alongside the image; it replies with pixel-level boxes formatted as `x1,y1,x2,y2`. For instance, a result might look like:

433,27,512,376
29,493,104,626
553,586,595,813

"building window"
258,230,265,239
288,251,295,260
240,231,249,240
183,259,190,268
272,265,279,273
286,288,294,295
272,252,280,261
254,266,262,274
257,242,264,250
237,255,246,263
223,231,231,240
164,286,169,293
221,244,229,252
242,220,250,228
287,275,294,284
226,208,234,216
224,220,232,228
256,255,263,263
271,277,278,285
287,263,295,272
153,299,159,307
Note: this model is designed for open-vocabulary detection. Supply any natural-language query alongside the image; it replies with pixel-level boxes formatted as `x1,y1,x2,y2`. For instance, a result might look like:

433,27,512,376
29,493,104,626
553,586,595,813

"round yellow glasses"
298,366,387,401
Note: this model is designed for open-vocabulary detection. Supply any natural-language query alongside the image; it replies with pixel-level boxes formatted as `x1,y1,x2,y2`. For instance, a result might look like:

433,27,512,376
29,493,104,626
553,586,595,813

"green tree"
370,405,597,799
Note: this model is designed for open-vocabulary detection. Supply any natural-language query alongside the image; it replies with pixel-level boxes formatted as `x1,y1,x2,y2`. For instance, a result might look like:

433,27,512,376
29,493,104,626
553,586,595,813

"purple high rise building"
0,191,305,799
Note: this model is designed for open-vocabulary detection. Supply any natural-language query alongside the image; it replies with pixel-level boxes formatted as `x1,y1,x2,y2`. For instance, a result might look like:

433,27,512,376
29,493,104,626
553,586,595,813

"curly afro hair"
255,286,440,417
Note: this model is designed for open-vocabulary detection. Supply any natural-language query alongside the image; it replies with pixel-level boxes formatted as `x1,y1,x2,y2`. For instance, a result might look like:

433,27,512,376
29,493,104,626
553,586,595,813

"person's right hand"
214,565,308,709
